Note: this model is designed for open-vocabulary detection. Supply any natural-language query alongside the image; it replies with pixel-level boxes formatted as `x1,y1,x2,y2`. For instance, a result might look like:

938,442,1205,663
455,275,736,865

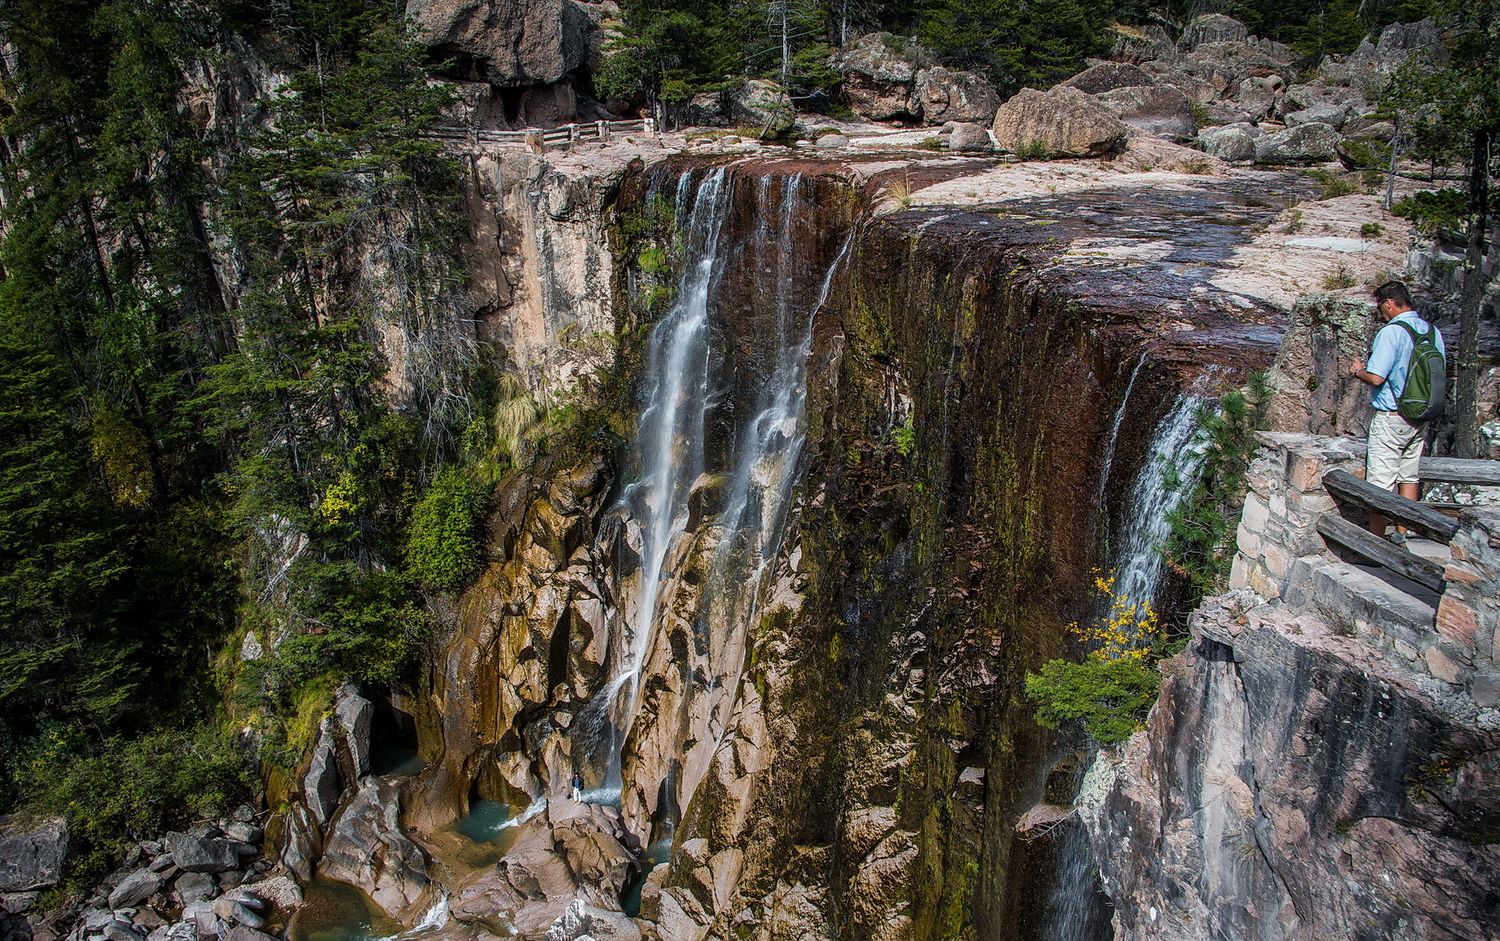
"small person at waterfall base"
571,771,585,803
1348,280,1446,541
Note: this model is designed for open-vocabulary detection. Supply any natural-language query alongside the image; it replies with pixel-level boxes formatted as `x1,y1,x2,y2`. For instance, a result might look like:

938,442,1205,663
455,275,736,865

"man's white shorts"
1366,410,1424,490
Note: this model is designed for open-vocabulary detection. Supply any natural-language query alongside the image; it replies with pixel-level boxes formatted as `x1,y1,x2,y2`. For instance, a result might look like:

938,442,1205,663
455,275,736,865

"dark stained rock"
1082,597,1500,941
0,818,67,892
1096,83,1196,138
991,85,1130,157
1059,62,1155,95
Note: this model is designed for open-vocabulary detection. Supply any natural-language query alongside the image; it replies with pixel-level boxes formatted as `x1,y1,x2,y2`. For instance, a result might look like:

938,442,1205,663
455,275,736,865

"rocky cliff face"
1082,592,1500,941
250,144,1423,941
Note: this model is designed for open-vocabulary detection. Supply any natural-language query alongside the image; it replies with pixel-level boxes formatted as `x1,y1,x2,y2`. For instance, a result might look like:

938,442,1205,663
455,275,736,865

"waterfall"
1041,387,1209,941
1111,393,1207,608
576,167,848,802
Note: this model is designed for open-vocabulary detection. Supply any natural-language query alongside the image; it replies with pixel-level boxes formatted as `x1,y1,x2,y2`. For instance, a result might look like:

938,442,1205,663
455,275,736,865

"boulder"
1232,74,1286,123
1177,41,1292,96
1140,61,1218,105
237,877,300,915
303,720,340,828
107,871,163,910
1109,23,1174,63
1339,18,1449,97
1196,124,1257,162
405,0,595,86
1096,83,1196,138
164,831,238,875
1059,62,1155,95
1282,81,1367,130
726,80,795,137
829,32,929,120
1176,13,1248,51
316,778,429,919
275,805,315,884
944,122,992,153
172,871,215,905
1254,122,1341,164
0,818,67,892
915,67,1001,124
334,684,374,779
991,85,1129,158
543,899,640,941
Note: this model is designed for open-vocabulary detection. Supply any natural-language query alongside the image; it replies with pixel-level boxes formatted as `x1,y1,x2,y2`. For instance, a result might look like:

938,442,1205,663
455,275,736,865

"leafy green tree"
912,0,1114,95
405,467,488,593
1384,0,1499,457
0,333,136,726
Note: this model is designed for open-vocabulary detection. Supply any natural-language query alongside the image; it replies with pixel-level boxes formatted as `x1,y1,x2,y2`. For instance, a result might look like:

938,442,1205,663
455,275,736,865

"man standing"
1348,280,1446,540
570,770,585,803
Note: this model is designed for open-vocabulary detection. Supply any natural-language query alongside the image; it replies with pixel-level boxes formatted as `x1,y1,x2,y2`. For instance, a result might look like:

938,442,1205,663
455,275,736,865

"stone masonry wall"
1229,431,1500,709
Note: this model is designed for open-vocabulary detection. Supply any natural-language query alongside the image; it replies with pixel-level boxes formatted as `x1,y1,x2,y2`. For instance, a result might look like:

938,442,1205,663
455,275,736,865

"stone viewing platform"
1230,432,1500,712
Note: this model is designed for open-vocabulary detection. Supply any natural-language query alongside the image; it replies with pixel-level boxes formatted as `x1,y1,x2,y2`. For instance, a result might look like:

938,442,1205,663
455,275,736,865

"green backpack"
1393,319,1446,423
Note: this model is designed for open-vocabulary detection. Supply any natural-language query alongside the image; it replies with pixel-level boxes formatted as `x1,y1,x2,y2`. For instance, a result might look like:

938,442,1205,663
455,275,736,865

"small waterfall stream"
1042,385,1210,940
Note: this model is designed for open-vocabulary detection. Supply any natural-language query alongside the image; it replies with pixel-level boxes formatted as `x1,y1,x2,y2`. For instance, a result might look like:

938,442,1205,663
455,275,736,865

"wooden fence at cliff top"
425,119,657,151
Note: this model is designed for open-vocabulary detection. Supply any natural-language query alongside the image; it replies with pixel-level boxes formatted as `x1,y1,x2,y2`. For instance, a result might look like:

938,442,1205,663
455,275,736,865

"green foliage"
912,0,1114,96
1392,189,1468,237
1025,656,1161,745
0,334,136,726
892,416,916,456
1016,140,1054,161
273,565,430,687
1304,168,1358,199
405,468,489,593
5,721,252,883
1162,372,1273,601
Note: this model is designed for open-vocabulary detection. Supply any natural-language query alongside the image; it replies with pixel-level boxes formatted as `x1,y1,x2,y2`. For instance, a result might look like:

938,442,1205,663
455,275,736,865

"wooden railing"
1317,457,1498,594
426,119,657,151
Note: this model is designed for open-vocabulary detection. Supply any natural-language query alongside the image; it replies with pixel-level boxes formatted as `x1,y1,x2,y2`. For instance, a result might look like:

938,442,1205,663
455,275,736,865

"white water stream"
577,168,847,802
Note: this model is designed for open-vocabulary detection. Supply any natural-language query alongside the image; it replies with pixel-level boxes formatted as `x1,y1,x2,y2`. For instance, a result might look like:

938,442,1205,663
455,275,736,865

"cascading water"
1042,385,1209,941
574,167,849,810
573,168,729,794
1111,392,1208,608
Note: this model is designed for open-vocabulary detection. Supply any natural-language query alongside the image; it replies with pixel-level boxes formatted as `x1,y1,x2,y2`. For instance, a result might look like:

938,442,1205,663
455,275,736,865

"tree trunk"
1452,128,1490,457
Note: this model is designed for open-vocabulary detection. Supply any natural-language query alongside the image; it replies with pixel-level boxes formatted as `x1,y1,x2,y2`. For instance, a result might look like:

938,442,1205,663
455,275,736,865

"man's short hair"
1373,280,1413,309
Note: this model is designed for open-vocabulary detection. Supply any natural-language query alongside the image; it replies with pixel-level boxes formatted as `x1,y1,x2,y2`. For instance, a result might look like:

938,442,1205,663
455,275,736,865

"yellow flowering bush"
1025,570,1167,746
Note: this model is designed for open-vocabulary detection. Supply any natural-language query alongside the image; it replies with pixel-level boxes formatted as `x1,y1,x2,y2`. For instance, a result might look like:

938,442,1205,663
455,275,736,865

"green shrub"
7,721,252,885
405,468,488,594
1392,188,1466,237
1360,221,1385,237
892,416,916,457
1016,139,1052,161
1025,656,1161,745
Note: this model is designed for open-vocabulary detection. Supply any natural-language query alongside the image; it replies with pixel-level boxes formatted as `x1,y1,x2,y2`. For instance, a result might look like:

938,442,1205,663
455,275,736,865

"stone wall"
1228,431,1500,708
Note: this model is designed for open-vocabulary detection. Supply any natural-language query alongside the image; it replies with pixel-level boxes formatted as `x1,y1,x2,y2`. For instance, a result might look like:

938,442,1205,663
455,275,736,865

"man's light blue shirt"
1367,310,1445,411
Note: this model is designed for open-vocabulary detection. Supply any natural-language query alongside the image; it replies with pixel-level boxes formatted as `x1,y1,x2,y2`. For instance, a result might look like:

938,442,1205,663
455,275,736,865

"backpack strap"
1391,318,1431,343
